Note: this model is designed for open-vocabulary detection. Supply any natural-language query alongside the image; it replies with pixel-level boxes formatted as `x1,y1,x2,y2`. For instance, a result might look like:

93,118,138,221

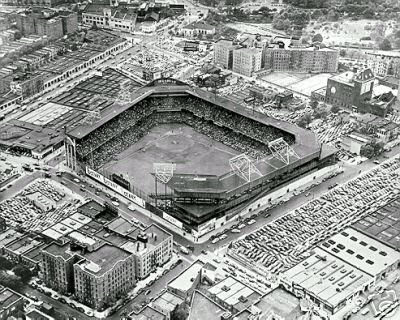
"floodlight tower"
229,154,262,183
268,138,300,165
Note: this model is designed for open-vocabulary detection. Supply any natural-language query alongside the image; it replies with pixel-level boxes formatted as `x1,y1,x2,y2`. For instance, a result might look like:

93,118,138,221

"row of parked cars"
209,216,259,244
29,279,94,317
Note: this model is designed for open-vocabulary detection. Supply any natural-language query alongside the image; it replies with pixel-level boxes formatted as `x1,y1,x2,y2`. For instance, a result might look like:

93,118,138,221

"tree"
296,113,312,128
14,31,22,40
13,265,32,283
339,49,346,57
360,139,384,158
0,257,12,270
327,9,339,21
312,33,323,43
0,271,23,292
379,38,392,51
314,106,329,119
171,304,188,320
331,105,340,114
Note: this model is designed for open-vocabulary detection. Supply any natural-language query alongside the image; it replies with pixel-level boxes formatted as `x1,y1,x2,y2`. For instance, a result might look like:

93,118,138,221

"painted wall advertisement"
86,167,146,208
162,211,183,229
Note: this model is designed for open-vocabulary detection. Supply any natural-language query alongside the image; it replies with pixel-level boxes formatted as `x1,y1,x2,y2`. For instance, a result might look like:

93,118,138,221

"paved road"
111,259,190,319
21,285,91,320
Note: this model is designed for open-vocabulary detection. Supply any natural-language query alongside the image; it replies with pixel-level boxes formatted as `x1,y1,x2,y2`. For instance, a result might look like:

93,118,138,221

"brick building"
325,68,375,111
213,40,239,70
232,47,262,77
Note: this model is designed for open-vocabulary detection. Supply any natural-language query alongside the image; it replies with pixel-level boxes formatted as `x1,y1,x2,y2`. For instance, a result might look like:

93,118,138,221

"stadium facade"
65,78,336,236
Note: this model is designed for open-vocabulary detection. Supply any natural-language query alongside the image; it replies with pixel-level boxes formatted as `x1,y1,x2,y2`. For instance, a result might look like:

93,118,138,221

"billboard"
112,173,131,191
162,211,183,229
86,167,145,208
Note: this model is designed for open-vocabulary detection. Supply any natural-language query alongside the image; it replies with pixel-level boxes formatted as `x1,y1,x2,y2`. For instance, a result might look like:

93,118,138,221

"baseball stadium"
65,78,335,234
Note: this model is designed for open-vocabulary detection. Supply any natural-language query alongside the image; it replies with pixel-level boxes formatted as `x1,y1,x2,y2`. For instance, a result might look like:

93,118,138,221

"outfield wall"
191,163,341,238
86,167,146,208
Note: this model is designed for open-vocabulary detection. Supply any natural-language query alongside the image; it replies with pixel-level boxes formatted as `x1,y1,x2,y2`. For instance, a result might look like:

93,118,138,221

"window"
337,244,345,250
328,239,336,245
350,236,357,241
379,251,387,256
346,249,354,255
356,254,364,260
369,246,377,251
366,260,374,265
332,248,340,253
341,231,349,237
360,241,367,246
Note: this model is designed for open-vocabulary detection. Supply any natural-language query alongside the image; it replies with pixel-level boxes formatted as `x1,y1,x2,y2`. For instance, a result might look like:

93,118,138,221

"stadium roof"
67,78,320,159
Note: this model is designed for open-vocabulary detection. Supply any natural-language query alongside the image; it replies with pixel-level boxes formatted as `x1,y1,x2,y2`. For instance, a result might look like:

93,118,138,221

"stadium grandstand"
65,78,336,234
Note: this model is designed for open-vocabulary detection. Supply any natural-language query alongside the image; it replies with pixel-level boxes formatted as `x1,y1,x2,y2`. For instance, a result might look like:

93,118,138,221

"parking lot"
0,178,83,232
229,157,400,275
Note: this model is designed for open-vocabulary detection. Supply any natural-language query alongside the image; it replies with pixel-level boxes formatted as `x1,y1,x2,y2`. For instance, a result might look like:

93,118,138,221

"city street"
21,285,92,320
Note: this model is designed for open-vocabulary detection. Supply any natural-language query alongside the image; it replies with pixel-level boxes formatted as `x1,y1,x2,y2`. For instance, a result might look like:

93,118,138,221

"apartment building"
15,10,77,40
365,51,400,78
35,17,63,41
213,40,239,70
263,46,338,73
121,224,173,280
232,47,262,77
40,221,172,309
41,242,82,295
73,243,135,309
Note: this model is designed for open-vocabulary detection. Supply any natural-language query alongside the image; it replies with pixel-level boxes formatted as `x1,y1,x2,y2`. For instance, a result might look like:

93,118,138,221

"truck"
179,246,189,255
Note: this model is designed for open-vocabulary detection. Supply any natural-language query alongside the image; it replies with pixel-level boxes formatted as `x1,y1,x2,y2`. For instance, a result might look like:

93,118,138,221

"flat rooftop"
353,197,400,250
249,288,301,320
283,247,373,309
106,217,137,236
5,236,42,255
0,229,23,249
168,260,204,293
79,243,131,275
0,288,22,310
319,227,400,277
152,291,184,313
131,306,165,320
189,290,227,320
42,242,76,260
77,200,105,218
208,276,261,312
0,119,63,153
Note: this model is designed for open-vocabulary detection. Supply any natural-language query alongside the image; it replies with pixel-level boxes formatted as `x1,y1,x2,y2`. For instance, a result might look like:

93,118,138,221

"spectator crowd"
76,96,295,169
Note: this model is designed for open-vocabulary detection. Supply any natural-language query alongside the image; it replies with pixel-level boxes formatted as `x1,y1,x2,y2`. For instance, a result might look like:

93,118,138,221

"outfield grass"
102,123,240,194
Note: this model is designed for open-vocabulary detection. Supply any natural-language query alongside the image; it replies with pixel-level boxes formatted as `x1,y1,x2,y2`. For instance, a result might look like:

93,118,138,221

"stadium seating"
75,96,295,169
